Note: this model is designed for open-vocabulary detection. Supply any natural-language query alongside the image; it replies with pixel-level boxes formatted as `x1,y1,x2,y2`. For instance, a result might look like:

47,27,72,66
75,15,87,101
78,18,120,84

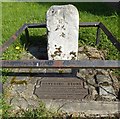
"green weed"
1,2,120,118
2,2,119,60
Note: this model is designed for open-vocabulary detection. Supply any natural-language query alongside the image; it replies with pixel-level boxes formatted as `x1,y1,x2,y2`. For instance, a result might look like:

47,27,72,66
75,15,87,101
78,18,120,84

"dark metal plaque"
34,77,88,99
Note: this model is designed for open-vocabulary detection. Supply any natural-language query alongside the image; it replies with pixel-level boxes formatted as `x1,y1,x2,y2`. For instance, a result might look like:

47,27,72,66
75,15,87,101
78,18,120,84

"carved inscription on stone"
47,5,79,60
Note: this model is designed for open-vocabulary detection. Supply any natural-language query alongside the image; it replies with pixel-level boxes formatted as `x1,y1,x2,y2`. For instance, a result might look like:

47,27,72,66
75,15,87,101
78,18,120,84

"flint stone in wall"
46,4,79,60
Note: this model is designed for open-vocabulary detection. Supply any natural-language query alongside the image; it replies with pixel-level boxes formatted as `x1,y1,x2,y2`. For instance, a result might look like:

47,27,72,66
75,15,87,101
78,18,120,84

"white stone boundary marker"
46,4,79,60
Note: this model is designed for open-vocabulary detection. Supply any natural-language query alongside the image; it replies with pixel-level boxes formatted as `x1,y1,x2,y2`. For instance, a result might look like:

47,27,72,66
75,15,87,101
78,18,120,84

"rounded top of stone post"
46,4,79,18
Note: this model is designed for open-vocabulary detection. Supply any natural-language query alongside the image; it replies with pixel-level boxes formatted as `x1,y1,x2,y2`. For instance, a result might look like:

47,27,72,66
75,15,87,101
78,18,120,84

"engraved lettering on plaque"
34,78,88,99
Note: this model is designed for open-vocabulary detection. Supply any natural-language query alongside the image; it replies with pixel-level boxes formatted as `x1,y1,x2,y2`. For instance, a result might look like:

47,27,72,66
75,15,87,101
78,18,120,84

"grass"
1,2,120,118
2,2,120,60
2,100,58,118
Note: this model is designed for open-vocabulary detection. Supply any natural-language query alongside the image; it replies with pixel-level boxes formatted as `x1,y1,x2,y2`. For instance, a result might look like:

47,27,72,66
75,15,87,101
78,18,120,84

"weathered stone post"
46,4,79,61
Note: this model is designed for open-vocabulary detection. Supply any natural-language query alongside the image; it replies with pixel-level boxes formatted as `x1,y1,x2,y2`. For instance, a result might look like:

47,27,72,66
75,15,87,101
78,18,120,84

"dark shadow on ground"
118,88,120,100
20,34,48,60
73,2,120,16
2,72,75,77
37,2,120,16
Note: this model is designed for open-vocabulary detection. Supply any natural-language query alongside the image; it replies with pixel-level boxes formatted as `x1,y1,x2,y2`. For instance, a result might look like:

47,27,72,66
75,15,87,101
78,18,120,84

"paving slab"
42,99,120,117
